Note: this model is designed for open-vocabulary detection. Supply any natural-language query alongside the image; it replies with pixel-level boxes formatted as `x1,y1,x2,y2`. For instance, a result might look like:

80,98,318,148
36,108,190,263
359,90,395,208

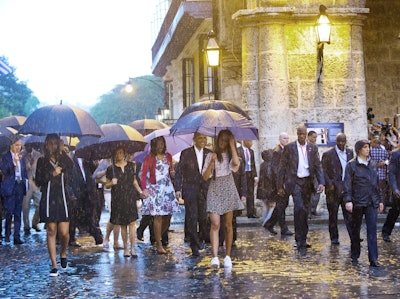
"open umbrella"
170,109,258,141
0,115,27,129
75,123,147,160
129,119,169,136
0,126,18,154
133,128,193,163
18,103,103,137
179,100,251,120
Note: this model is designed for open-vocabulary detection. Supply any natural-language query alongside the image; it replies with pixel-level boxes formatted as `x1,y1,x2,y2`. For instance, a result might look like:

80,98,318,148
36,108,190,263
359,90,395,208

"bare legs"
153,215,171,254
103,221,121,248
209,211,233,258
46,222,69,269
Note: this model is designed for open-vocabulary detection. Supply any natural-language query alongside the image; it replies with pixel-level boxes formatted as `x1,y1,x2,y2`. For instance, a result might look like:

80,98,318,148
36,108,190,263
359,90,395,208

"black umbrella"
75,123,147,160
0,115,27,129
178,100,251,120
0,126,18,154
129,119,169,136
18,103,103,137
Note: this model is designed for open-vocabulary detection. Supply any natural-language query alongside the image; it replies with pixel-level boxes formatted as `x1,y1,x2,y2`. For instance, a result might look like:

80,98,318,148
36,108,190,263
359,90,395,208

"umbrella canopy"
133,128,194,162
170,109,258,141
129,119,169,136
18,103,103,137
179,100,251,120
0,115,27,129
75,123,147,160
0,126,18,154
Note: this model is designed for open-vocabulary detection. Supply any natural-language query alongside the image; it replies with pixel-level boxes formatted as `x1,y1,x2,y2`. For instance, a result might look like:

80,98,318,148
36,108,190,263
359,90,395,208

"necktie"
245,148,251,171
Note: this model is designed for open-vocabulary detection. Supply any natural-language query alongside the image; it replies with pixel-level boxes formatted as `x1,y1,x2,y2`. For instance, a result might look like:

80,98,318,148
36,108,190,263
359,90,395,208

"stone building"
150,0,400,158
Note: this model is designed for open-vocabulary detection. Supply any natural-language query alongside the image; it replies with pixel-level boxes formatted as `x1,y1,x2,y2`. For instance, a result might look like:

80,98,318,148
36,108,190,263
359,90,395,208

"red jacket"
141,153,173,188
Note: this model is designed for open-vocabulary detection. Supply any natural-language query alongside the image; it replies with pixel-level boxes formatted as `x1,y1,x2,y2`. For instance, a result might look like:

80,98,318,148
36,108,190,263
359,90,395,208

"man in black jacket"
321,133,353,245
175,133,211,256
277,125,325,256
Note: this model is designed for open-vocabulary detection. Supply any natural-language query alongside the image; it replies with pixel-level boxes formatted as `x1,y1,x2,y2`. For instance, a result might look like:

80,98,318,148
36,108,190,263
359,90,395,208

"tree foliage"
0,56,40,118
90,75,164,125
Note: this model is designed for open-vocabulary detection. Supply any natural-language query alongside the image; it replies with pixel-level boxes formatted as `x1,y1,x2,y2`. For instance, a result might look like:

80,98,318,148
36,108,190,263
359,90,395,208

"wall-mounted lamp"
316,5,331,83
204,30,220,100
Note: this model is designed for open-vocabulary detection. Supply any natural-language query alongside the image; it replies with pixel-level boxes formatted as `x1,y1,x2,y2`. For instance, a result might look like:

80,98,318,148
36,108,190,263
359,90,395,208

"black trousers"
326,191,351,241
184,187,208,250
382,196,400,236
292,177,312,247
245,172,255,216
265,194,289,231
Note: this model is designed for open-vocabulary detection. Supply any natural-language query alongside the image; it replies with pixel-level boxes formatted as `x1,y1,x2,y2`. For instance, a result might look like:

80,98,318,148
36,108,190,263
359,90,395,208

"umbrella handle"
112,158,116,178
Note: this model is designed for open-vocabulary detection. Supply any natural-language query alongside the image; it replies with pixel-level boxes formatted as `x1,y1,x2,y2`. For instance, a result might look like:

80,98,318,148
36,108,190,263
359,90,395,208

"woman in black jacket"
343,139,384,267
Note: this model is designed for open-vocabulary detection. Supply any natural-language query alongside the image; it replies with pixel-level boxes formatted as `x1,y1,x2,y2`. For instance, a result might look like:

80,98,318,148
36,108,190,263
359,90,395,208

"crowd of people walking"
0,122,399,276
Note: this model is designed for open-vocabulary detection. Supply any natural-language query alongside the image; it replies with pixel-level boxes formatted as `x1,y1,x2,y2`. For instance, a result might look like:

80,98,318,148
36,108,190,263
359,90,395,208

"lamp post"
316,5,331,83
204,30,220,100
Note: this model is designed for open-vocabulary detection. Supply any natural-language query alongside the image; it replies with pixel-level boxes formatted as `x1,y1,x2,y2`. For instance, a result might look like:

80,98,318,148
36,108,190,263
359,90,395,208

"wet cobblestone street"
1,211,400,298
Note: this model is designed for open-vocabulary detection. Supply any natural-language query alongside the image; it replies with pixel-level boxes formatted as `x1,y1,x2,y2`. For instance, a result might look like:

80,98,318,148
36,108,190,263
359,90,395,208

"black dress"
36,153,74,223
106,161,139,225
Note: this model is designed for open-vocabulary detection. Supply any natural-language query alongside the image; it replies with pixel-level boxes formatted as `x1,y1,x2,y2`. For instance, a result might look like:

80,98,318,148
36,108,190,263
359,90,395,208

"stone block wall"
364,0,400,126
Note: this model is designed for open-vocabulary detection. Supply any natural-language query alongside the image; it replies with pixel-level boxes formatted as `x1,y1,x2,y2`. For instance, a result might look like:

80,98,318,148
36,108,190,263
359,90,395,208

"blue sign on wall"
305,122,344,146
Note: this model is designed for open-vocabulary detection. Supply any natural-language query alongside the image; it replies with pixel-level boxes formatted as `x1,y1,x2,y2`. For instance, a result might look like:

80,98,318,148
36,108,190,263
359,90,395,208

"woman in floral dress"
141,136,179,254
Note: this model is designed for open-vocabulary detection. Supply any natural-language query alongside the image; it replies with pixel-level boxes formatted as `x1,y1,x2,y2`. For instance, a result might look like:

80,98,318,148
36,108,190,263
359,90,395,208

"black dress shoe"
14,238,24,245
136,228,144,241
265,226,278,235
191,247,200,257
24,228,31,235
370,261,380,267
351,258,359,266
32,225,42,232
331,239,340,245
281,229,293,236
382,234,391,243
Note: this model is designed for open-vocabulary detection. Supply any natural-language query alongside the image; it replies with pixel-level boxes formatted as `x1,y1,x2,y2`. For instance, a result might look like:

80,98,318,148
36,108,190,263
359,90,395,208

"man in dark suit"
277,125,325,256
175,133,211,256
264,132,293,235
321,133,353,245
71,157,103,246
238,140,258,218
0,136,28,244
382,147,400,242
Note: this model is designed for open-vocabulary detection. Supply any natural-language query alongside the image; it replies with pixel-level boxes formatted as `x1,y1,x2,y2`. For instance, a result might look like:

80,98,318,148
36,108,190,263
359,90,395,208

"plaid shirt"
369,146,389,180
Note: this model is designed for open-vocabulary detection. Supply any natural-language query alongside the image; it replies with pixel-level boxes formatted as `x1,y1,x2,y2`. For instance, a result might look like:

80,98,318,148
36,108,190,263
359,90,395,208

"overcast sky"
0,0,157,108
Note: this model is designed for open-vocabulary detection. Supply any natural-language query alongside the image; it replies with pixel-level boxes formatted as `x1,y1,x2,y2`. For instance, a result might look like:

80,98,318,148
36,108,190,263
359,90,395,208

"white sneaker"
210,257,220,268
224,256,232,268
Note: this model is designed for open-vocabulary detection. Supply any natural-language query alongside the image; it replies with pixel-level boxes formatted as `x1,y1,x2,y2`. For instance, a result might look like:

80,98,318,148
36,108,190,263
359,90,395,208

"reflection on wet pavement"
1,222,400,298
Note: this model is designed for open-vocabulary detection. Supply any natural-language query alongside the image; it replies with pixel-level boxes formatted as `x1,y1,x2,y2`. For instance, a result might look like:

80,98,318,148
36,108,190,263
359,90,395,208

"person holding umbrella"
35,134,75,276
140,136,180,254
202,130,244,269
104,146,142,258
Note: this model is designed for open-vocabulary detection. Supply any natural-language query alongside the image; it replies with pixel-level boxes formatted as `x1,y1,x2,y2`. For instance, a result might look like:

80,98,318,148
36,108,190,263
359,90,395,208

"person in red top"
140,136,179,254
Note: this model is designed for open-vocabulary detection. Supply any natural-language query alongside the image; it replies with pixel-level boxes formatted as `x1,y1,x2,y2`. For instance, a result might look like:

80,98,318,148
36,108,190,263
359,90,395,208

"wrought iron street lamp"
205,30,220,100
316,5,331,83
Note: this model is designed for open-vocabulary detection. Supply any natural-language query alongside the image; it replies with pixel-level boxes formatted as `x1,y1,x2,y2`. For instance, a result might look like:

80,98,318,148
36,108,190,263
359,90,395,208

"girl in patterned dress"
141,136,179,254
202,130,244,269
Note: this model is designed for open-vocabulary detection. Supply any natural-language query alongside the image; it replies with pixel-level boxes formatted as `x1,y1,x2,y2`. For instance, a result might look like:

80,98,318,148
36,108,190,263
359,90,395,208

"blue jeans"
350,204,378,263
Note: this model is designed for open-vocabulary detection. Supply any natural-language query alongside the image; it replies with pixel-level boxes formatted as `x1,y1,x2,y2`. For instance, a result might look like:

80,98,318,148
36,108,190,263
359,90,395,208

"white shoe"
210,257,220,269
224,256,232,268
